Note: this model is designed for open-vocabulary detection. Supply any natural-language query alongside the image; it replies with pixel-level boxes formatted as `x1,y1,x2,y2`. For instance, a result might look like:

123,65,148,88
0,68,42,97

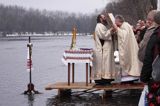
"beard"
117,24,121,27
103,19,108,26
116,23,121,27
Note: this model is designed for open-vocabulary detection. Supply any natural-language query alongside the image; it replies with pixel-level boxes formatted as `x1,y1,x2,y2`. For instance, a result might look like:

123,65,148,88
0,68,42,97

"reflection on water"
46,89,141,106
27,94,35,106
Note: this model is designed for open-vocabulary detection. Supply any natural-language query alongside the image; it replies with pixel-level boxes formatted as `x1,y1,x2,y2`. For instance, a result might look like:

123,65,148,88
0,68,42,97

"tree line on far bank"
0,0,157,36
0,4,97,36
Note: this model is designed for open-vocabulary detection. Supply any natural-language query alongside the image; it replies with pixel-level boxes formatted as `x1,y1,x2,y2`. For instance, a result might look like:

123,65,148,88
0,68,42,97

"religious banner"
27,43,33,72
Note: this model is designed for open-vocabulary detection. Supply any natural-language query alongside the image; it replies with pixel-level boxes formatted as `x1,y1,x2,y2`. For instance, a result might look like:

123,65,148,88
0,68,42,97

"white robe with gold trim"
117,22,142,76
92,23,115,80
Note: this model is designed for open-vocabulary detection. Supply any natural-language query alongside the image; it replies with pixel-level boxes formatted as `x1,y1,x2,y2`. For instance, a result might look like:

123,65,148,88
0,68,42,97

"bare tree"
0,4,97,36
104,0,157,24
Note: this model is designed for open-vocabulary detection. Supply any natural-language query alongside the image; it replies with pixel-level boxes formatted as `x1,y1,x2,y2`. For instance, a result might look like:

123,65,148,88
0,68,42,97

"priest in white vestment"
92,14,115,85
112,15,142,82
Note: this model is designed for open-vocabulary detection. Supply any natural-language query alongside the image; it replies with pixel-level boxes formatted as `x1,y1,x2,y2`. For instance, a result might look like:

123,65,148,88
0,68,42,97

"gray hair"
154,11,160,25
147,10,158,21
115,15,125,23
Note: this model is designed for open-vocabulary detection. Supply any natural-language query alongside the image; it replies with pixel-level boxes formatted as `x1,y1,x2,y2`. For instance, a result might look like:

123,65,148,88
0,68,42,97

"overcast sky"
0,0,109,14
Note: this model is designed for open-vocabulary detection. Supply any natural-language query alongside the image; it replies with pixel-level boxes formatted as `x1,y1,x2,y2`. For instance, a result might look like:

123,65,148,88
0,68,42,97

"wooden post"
103,90,113,98
89,65,92,83
72,63,75,83
58,89,71,98
86,63,88,86
28,37,32,92
24,36,40,94
68,63,70,85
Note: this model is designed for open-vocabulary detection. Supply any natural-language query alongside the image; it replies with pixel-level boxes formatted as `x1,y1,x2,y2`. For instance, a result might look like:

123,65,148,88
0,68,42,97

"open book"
106,13,115,28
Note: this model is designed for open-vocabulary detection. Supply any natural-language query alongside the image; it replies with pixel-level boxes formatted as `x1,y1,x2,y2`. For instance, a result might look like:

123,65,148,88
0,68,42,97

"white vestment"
117,22,142,77
92,23,115,80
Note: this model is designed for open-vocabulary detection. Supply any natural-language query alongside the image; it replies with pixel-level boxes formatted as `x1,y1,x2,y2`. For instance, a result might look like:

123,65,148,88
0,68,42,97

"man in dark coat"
140,11,160,83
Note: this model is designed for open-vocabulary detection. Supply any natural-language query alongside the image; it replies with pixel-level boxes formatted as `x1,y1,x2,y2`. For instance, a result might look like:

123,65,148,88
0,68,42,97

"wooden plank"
94,83,144,90
45,82,144,90
45,82,94,90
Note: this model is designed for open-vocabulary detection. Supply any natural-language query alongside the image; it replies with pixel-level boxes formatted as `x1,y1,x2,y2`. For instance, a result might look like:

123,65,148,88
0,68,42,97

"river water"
0,36,141,106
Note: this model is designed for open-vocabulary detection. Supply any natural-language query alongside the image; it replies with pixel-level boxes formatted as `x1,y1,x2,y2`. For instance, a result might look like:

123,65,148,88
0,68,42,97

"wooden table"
62,49,93,86
67,63,92,86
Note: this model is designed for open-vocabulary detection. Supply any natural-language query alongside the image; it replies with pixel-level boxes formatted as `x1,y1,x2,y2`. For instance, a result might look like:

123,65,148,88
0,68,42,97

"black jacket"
140,26,160,83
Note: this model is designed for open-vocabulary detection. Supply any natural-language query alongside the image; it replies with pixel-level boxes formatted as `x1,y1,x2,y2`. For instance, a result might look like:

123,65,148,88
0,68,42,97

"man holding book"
92,14,115,85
